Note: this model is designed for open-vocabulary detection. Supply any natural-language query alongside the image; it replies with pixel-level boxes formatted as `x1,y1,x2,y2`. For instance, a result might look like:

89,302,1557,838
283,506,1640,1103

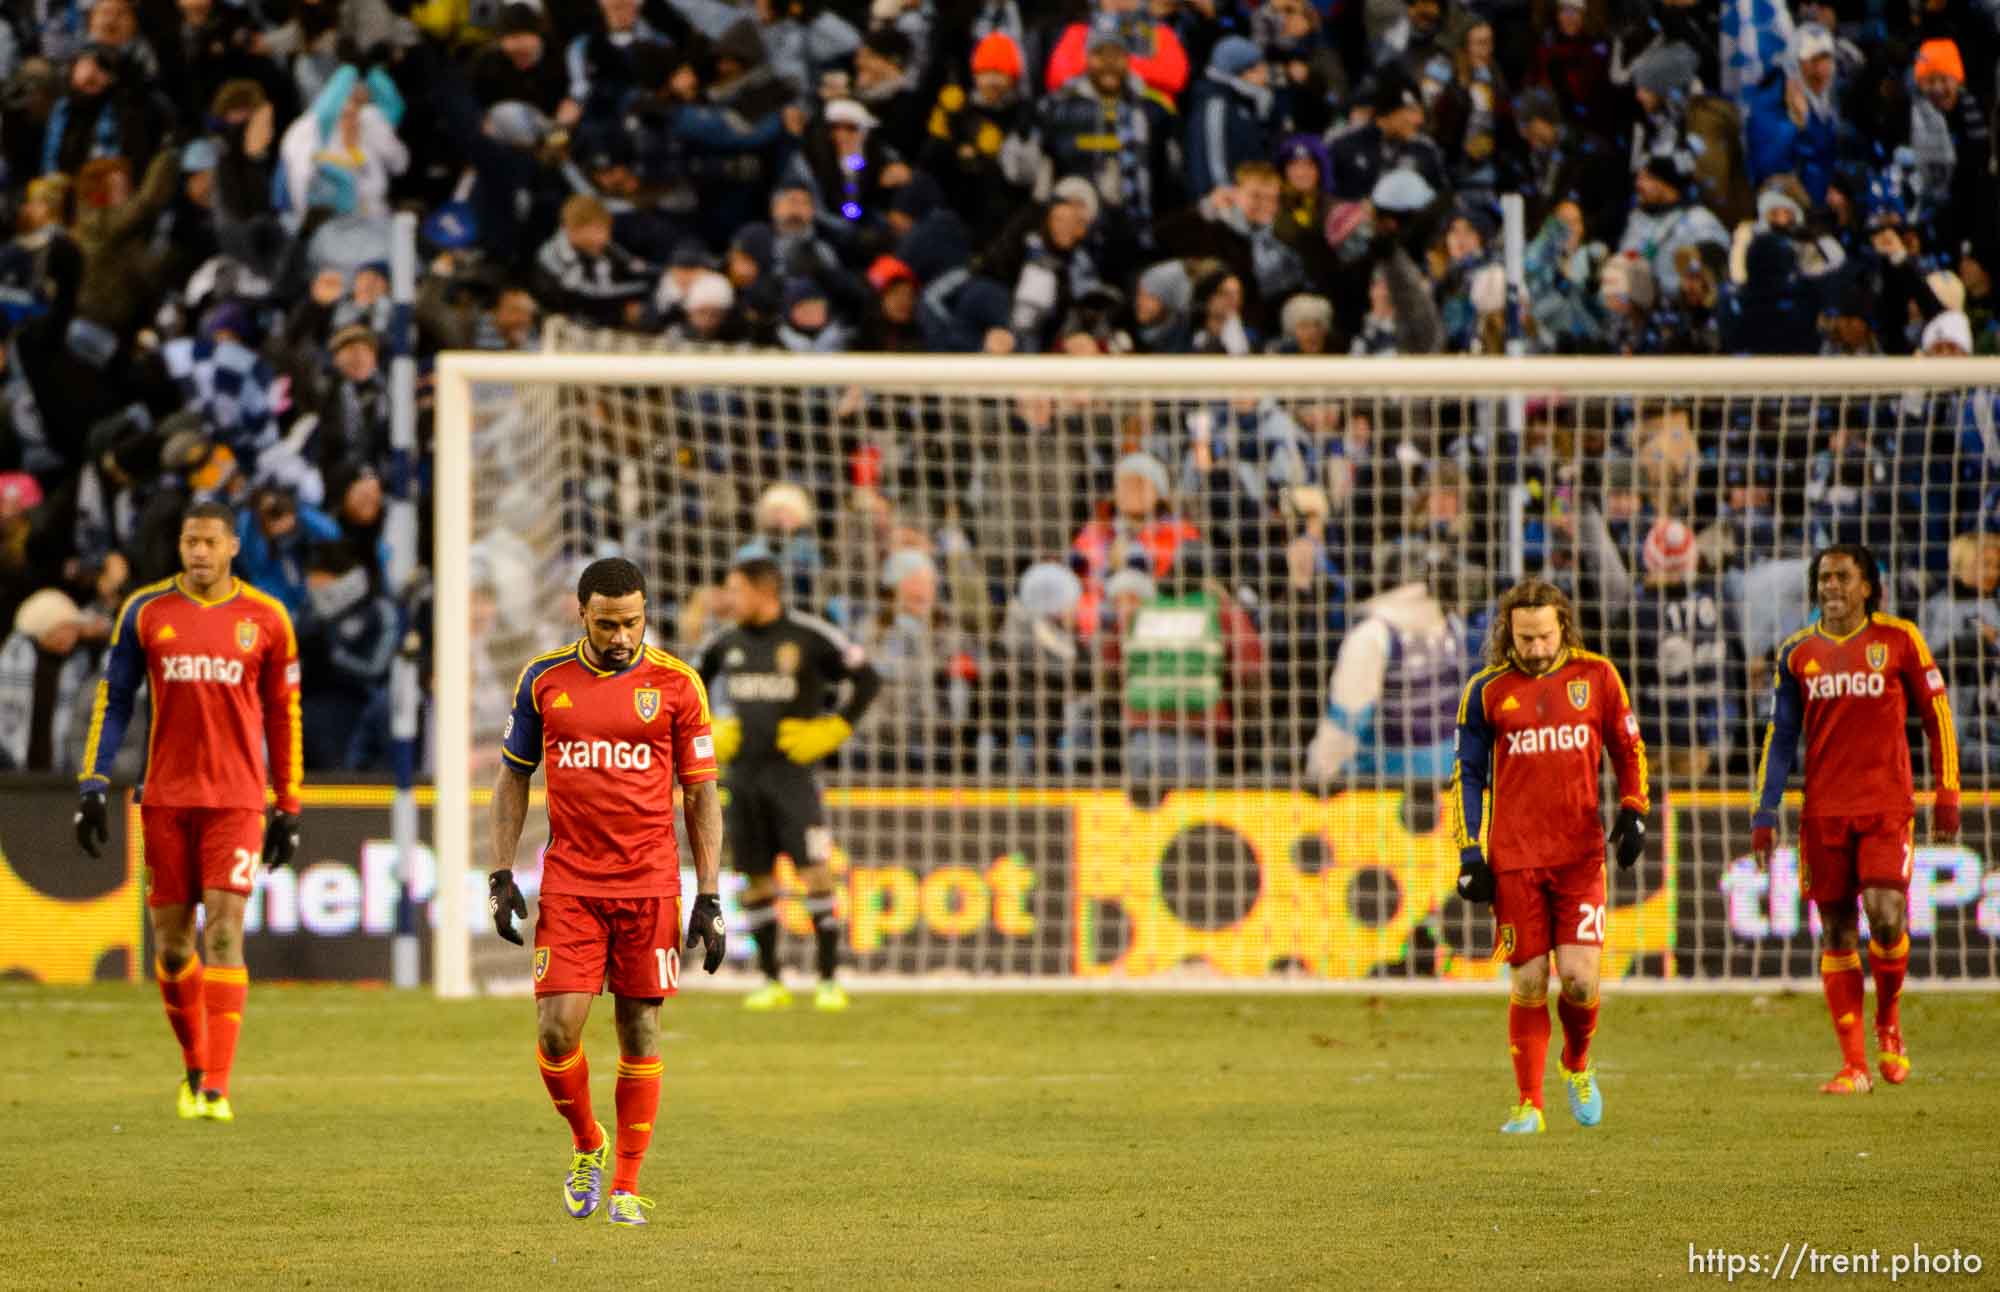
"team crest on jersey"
533,948,550,981
776,642,802,675
1567,680,1590,710
1866,643,1888,671
236,619,259,652
1495,924,1516,961
634,687,661,723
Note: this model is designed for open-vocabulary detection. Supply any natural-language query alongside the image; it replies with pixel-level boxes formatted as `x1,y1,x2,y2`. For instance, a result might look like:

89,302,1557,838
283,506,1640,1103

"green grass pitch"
3,985,1995,1289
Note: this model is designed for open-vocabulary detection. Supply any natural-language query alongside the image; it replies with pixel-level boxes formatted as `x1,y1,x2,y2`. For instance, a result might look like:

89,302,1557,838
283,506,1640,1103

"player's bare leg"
538,992,610,1217
196,889,249,1120
1553,944,1603,1127
1816,901,1873,1094
151,903,207,1118
801,861,848,1012
741,875,792,1011
607,996,663,1225
1862,887,1911,1085
1502,957,1550,1134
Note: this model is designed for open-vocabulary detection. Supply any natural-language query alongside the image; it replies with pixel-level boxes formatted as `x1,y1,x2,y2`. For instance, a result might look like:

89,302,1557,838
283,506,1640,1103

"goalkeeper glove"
1456,847,1494,904
777,715,852,765
1932,790,1960,843
489,868,528,946
1608,805,1645,870
263,810,301,869
75,789,108,858
711,717,742,766
685,893,726,973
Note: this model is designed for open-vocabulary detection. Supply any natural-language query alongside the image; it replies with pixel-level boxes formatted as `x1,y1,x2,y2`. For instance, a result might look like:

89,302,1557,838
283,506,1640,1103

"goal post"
431,350,2000,998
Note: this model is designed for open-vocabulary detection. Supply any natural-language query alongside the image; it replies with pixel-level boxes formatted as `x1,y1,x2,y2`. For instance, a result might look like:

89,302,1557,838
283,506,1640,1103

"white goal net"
431,341,2000,996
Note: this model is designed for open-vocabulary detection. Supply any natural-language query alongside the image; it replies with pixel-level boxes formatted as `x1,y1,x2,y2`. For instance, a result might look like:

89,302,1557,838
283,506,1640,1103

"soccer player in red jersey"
1752,545,1958,1094
489,557,727,1227
1451,580,1649,1135
73,500,303,1123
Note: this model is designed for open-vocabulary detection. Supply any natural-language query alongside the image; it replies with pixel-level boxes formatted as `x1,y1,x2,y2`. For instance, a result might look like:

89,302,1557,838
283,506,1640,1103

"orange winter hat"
1915,38,1965,84
971,31,1023,80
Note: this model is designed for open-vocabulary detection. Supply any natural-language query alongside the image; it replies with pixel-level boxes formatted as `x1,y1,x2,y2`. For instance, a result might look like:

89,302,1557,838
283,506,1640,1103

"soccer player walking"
490,558,727,1226
695,555,881,1012
1752,545,1958,1094
1451,580,1649,1135
75,500,303,1122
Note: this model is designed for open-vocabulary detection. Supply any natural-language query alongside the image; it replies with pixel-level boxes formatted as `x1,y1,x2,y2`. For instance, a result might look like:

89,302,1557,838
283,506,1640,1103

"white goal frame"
431,353,2000,998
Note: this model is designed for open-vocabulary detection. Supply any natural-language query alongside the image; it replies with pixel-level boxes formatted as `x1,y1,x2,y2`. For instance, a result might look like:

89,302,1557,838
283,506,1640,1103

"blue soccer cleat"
607,1193,655,1226
1561,1063,1603,1127
1500,1101,1546,1135
564,1122,609,1219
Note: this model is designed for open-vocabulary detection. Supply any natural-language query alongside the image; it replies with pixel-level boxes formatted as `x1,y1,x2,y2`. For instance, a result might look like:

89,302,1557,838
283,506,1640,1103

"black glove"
1456,847,1495,904
263,810,301,869
685,893,726,973
1609,806,1646,870
75,789,108,858
489,868,527,946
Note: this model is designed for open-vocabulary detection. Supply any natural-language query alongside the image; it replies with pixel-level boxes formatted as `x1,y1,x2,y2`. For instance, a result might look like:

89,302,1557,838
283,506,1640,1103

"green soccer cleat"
176,1080,202,1120
1560,1063,1603,1127
1499,1101,1545,1135
198,1090,234,1122
743,981,793,1012
564,1122,609,1219
607,1193,655,1227
813,982,850,1012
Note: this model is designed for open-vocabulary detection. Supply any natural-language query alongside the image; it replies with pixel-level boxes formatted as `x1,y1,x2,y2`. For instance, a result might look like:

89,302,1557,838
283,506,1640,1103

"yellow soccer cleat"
1499,1100,1545,1134
813,982,850,1012
563,1122,609,1219
198,1091,234,1122
743,981,793,1012
1819,1066,1873,1095
176,1080,202,1120
1876,1027,1910,1085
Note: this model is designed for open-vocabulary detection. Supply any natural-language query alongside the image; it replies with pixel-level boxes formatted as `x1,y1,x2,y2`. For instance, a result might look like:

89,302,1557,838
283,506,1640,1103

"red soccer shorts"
1492,857,1607,967
141,806,267,908
533,892,684,998
1799,814,1913,909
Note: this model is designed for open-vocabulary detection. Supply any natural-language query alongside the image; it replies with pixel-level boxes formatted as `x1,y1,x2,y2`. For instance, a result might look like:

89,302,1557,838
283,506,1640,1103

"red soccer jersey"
81,575,302,813
1754,614,1957,822
1452,649,1649,872
501,641,717,898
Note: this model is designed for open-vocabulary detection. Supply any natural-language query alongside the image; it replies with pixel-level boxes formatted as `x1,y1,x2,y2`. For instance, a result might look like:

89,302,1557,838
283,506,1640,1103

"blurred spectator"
533,194,654,327
1327,77,1449,206
1625,39,1747,225
852,27,925,160
921,33,1035,245
277,63,407,225
235,484,341,619
1623,518,1738,780
45,44,175,177
1027,22,1181,279
1185,36,1274,201
1271,292,1333,354
1656,242,1723,355
989,559,1093,774
1737,173,1843,282
315,323,392,494
1045,1,1190,104
299,541,396,769
1719,231,1823,356
1187,267,1253,354
1617,152,1726,299
1522,200,1609,352
1072,450,1198,622
1870,40,1999,274
982,179,1100,354
852,548,978,772
0,587,109,771
470,5,567,113
1922,531,2000,773
1431,21,1508,208
770,276,853,351
1251,0,1346,137
1743,23,1840,202
1304,541,1463,782
1527,0,1615,131
562,0,675,127
1155,160,1302,333
74,151,180,355
1127,258,1193,353
1597,252,1659,357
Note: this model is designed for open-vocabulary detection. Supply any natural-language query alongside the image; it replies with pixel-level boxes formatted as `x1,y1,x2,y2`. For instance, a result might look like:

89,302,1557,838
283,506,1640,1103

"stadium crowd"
1,0,1999,783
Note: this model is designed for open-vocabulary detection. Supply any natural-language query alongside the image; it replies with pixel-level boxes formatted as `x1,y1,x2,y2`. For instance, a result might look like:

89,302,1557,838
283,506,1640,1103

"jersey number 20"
230,848,258,889
1575,904,1607,944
